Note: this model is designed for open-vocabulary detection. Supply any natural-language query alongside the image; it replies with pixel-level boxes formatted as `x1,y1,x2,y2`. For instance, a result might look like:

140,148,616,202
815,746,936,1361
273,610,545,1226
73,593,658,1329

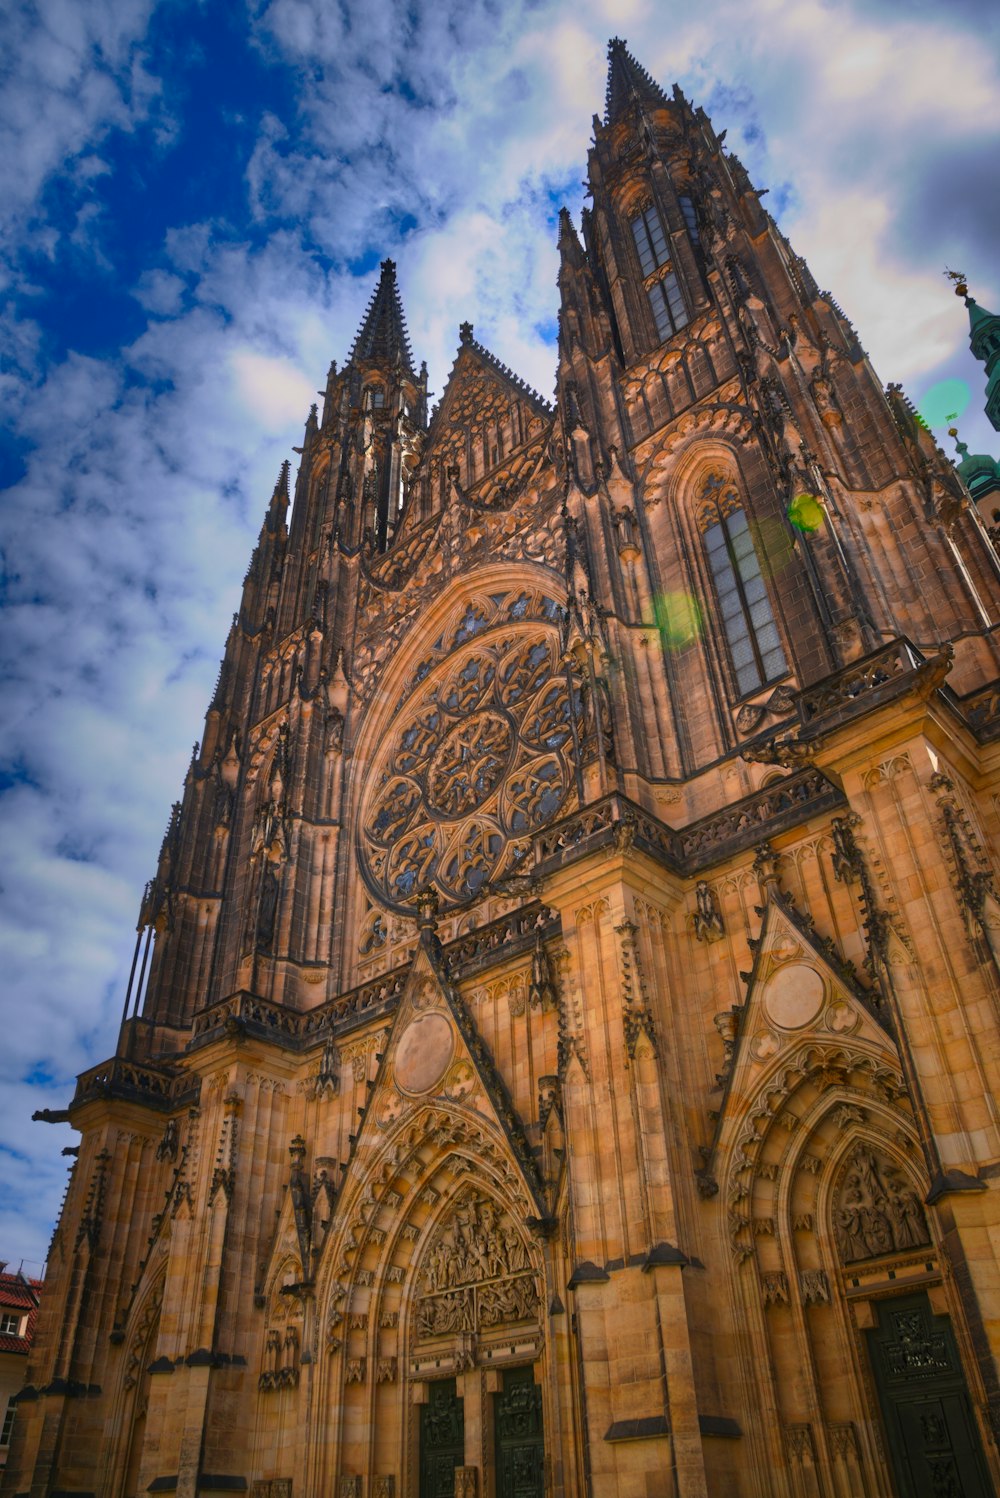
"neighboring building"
10,38,1000,1498
0,1267,41,1472
951,279,1000,524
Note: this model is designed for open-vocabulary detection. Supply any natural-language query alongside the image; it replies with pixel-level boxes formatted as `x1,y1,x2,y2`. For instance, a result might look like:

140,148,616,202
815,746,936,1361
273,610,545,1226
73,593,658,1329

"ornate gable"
700,893,901,1201
419,331,554,506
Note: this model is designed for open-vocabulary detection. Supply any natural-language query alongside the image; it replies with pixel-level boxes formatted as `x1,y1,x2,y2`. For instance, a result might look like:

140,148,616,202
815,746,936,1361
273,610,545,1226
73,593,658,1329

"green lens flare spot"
788,493,825,534
916,378,970,430
654,591,703,649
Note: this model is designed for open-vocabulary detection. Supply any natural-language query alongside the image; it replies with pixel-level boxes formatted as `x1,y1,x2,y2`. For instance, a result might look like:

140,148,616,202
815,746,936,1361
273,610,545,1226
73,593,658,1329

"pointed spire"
347,258,416,376
265,460,291,533
605,37,669,125
558,207,585,269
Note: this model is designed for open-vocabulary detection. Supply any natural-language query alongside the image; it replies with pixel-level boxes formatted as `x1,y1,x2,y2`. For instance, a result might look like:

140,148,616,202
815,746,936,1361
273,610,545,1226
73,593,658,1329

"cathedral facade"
9,39,1000,1498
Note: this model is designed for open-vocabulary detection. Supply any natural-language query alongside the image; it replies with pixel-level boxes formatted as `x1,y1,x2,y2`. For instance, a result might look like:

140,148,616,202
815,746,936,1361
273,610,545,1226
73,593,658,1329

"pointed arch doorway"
866,1292,993,1498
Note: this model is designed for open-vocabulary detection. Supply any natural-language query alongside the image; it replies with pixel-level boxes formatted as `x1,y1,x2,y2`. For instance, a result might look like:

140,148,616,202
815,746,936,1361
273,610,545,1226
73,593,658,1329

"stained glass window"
630,203,688,342
700,482,787,696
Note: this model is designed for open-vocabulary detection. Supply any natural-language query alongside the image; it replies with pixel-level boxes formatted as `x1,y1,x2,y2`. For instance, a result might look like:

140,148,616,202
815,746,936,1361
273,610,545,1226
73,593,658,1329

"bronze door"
419,1377,464,1498
866,1292,993,1497
495,1365,544,1498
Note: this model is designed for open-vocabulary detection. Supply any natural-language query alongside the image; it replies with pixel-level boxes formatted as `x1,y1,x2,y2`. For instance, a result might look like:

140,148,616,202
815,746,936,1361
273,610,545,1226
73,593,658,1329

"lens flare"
654,591,702,649
750,514,796,573
916,378,970,431
788,493,825,534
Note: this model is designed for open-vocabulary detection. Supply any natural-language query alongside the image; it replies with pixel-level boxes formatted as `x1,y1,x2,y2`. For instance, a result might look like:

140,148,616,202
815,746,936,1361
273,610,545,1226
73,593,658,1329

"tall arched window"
630,202,688,343
697,473,787,695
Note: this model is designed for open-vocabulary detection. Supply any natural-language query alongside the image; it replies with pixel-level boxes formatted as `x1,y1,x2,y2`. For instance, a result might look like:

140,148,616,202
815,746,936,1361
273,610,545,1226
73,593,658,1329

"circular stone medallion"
394,1012,455,1096
762,963,825,1031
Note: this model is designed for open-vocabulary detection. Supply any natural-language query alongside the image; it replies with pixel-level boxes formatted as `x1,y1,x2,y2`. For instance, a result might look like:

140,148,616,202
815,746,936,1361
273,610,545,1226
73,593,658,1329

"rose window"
360,623,579,912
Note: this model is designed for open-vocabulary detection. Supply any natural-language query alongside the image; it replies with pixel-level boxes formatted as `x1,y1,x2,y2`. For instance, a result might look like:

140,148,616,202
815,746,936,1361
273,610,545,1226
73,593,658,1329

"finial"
945,267,968,299
948,425,970,460
380,258,396,279
459,321,474,345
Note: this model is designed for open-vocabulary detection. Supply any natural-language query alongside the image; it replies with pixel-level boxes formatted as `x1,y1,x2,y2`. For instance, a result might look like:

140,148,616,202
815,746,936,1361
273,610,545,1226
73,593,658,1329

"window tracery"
697,471,787,696
629,201,689,343
360,601,579,913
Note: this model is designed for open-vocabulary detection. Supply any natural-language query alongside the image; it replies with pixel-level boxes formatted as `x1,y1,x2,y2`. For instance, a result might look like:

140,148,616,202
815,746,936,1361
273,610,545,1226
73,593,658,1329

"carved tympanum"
833,1148,929,1264
415,1189,537,1340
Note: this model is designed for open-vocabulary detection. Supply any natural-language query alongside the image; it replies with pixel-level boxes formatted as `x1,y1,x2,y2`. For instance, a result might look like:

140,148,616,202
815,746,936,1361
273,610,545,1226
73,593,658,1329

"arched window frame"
695,472,789,699
626,193,689,346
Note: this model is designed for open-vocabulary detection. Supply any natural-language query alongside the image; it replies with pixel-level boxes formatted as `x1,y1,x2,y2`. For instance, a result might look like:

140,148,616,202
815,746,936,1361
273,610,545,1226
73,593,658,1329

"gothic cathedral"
10,39,1000,1498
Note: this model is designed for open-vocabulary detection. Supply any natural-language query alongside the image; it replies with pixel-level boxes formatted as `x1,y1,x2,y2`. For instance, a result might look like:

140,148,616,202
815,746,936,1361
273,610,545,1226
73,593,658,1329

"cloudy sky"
1,0,998,1271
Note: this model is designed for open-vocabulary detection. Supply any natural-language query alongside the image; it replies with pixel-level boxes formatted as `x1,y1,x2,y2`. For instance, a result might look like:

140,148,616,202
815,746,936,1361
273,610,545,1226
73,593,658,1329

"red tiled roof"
0,1271,42,1354
0,1280,41,1311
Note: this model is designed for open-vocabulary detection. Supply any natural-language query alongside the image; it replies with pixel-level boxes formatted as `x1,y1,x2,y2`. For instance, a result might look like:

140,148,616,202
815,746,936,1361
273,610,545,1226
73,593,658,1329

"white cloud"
1,0,999,1271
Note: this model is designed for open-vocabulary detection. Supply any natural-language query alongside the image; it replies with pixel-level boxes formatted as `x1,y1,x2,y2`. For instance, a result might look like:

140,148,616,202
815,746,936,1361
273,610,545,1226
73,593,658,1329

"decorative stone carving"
693,880,725,942
416,1189,537,1341
155,1117,179,1162
799,1268,831,1305
339,1480,361,1498
454,1469,478,1498
345,1356,366,1384
761,1271,789,1305
372,1479,395,1498
259,1323,300,1390
833,1148,930,1263
828,1423,860,1462
784,1424,815,1462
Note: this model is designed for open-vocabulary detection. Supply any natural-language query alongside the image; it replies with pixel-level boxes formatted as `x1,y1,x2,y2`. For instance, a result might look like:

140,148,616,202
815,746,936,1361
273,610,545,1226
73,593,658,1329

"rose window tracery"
360,606,580,912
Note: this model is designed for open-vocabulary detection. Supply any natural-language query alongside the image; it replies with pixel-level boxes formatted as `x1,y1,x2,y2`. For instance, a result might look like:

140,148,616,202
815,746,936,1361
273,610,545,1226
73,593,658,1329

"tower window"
679,194,700,245
368,386,385,409
647,274,688,340
631,204,670,276
699,477,787,695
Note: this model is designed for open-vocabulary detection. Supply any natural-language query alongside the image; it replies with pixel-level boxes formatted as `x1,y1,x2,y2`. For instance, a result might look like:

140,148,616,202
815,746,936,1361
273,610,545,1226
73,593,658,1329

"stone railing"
300,969,408,1039
188,906,562,1054
533,777,842,880
446,902,560,977
795,639,925,727
190,989,301,1042
71,1057,192,1112
956,683,1000,743
681,769,843,871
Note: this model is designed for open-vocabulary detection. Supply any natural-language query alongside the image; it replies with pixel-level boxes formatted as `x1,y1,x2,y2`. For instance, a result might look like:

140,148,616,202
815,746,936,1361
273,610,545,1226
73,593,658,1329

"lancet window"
678,194,700,246
629,202,689,343
697,473,787,695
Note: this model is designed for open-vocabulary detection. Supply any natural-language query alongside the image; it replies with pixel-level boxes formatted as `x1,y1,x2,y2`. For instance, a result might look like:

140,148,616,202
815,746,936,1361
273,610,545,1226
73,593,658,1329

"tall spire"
605,37,670,124
347,257,416,376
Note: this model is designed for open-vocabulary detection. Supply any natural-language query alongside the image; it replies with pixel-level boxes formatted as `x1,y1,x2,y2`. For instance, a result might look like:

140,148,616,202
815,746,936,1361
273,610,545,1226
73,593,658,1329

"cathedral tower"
11,40,1000,1498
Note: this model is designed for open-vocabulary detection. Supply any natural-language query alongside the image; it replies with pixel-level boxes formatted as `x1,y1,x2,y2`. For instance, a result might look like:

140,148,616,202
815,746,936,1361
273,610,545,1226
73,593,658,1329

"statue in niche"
256,866,280,952
833,1147,930,1263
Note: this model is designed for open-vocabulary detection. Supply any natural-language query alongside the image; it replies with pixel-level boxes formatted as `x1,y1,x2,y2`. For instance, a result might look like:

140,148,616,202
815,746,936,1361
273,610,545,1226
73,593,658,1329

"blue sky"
1,0,998,1270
